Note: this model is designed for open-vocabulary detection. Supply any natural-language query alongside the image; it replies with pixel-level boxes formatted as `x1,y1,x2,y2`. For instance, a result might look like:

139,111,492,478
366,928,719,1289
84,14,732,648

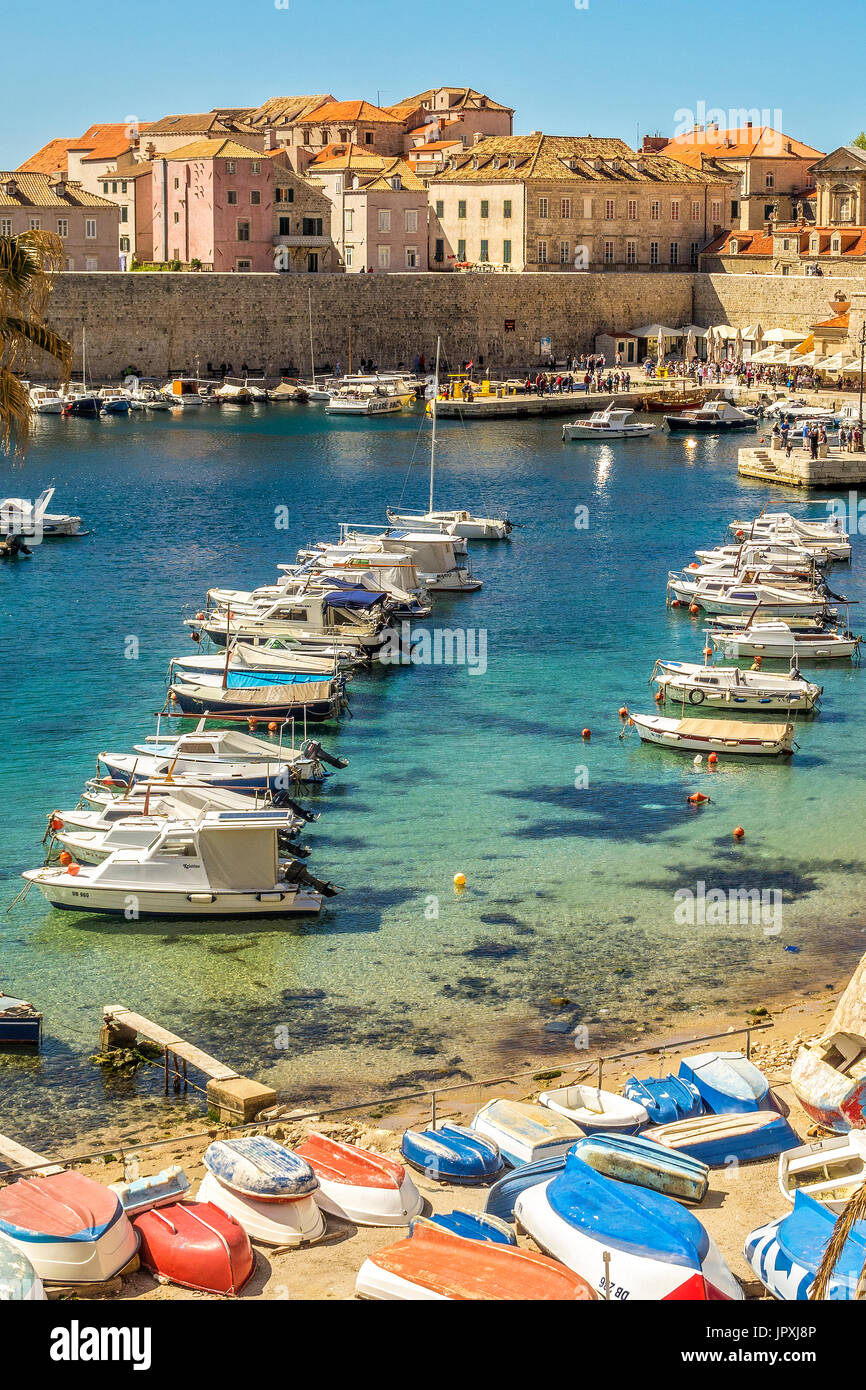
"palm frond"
810,1180,866,1300
1,316,72,369
0,367,31,456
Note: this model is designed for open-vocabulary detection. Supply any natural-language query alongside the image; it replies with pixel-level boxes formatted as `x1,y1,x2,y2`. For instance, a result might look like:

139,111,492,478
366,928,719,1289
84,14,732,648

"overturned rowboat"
471,1099,583,1167
644,1110,800,1167
412,1210,516,1245
0,1171,138,1284
624,1073,703,1125
294,1133,423,1226
537,1084,647,1135
0,1232,45,1300
778,1132,866,1213
678,1050,771,1114
484,1154,567,1223
571,1132,710,1204
133,1201,254,1295
198,1137,324,1247
400,1123,503,1184
745,1190,866,1300
110,1165,191,1216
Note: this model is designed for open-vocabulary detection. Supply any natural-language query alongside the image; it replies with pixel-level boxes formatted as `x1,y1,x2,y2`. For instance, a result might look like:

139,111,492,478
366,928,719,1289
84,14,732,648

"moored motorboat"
198,1137,325,1247
571,1131,710,1204
515,1152,741,1300
0,486,83,539
385,508,510,539
294,1133,423,1226
628,712,795,757
400,1123,503,1184
355,1220,596,1300
133,1201,254,1295
644,1110,800,1166
28,386,64,415
778,1132,866,1213
651,660,822,713
624,1074,703,1125
745,1191,866,1300
665,400,756,433
0,1232,45,1300
471,1099,583,1167
707,619,860,662
537,1084,647,1135
562,405,654,441
678,1050,771,1114
0,1171,138,1283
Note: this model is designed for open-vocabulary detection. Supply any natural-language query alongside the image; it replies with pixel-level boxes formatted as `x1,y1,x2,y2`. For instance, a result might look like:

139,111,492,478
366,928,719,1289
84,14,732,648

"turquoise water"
2,404,865,1148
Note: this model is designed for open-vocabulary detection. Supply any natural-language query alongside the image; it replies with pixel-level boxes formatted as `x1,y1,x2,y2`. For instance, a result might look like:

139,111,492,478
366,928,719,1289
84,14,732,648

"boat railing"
0,1021,773,1181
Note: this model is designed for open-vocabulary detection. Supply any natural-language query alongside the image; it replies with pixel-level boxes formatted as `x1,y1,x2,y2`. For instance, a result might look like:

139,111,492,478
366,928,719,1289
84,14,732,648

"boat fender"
688,689,706,705
655,689,665,703
708,752,718,766
618,706,629,718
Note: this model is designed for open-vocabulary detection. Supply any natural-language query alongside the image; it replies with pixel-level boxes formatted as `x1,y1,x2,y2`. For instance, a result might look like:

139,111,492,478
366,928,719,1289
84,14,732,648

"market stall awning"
762,327,807,344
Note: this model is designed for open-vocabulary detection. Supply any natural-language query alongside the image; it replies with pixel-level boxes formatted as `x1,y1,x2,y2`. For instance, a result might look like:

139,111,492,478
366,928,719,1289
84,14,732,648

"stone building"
0,170,119,270
271,153,341,272
330,160,428,272
654,124,822,231
399,87,513,170
427,134,734,272
278,101,407,173
138,110,259,159
150,139,275,271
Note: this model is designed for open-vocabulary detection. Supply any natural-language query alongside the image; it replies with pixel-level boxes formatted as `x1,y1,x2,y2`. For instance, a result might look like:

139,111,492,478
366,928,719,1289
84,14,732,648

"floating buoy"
689,603,700,615
670,599,681,608
703,646,713,658
618,706,628,718
693,754,703,765
582,728,591,739
51,817,63,832
708,752,718,766
268,721,278,733
689,562,699,569
654,690,664,702
752,656,762,667
734,825,745,840
58,851,72,865
687,793,711,805
67,863,80,876
195,611,205,621
248,717,258,730
190,631,200,642
453,872,466,889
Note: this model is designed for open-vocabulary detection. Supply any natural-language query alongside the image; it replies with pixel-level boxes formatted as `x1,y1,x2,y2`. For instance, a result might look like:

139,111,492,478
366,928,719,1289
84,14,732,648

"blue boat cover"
678,1052,768,1114
483,1154,567,1221
203,1137,317,1198
226,671,326,689
778,1192,866,1282
421,1210,517,1246
322,589,383,609
401,1123,502,1183
547,1152,709,1268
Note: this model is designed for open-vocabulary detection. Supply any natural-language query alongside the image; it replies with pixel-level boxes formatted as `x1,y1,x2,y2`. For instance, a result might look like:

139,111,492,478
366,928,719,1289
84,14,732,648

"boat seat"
820,1032,866,1074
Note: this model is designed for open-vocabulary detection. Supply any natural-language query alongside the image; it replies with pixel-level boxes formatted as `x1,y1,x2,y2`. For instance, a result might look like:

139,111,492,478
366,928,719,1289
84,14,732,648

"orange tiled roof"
298,99,403,125
705,229,773,256
15,137,79,176
659,126,824,163
814,313,850,329
72,123,136,162
0,171,116,208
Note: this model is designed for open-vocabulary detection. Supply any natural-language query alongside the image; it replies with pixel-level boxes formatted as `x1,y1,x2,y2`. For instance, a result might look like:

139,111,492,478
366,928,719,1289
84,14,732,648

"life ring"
688,688,706,705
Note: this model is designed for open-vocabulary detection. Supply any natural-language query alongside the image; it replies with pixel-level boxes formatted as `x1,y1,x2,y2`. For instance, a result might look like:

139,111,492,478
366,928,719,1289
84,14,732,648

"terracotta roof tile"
15,138,79,176
156,138,264,162
297,99,403,125
659,126,823,162
0,171,117,208
432,134,731,185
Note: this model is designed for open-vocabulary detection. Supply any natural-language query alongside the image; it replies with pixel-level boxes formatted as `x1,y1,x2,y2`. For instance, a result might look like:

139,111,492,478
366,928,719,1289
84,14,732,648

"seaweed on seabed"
89,1041,163,1073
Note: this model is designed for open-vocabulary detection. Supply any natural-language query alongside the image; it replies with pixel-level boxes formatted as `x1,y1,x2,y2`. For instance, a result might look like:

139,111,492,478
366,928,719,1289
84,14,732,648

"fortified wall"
35,270,866,382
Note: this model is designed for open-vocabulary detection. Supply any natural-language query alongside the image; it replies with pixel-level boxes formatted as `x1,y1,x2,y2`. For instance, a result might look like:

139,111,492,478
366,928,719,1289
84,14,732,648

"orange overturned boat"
355,1220,596,1300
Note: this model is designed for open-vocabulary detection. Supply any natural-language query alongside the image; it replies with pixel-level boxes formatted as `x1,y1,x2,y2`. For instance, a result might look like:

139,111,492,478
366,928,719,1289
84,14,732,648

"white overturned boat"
471,1099,583,1167
562,405,654,441
628,713,795,757
23,811,329,917
651,660,821,713
707,619,860,661
0,486,83,539
198,1137,325,1246
779,1132,866,1213
537,1085,648,1135
0,1171,138,1284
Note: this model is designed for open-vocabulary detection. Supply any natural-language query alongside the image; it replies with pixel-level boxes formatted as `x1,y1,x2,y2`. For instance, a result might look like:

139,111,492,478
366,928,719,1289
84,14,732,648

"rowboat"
0,993,42,1046
791,1031,866,1132
294,1133,423,1226
0,1233,44,1300
628,713,795,757
778,1132,866,1212
644,1110,800,1166
198,1137,325,1247
167,673,346,723
537,1084,648,1134
471,1099,583,1167
414,1210,516,1245
571,1132,710,1204
483,1155,567,1222
624,1074,703,1125
707,619,860,662
110,1165,191,1216
515,1152,741,1300
133,1202,254,1295
355,1220,596,1300
678,1050,771,1114
745,1191,866,1300
0,1171,138,1283
650,660,822,713
562,406,654,441
400,1123,503,1184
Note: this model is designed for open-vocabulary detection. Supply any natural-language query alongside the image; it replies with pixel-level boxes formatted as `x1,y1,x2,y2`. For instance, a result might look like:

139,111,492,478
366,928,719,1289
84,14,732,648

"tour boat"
537,1084,648,1134
778,1132,866,1213
22,812,330,917
678,1051,771,1113
707,619,860,662
562,406,654,440
0,1233,45,1300
515,1152,742,1300
0,486,83,539
400,1123,503,1184
294,1133,423,1226
110,1165,191,1216
624,1074,703,1125
745,1191,866,1300
628,713,796,756
571,1132,710,1204
198,1137,325,1247
0,993,42,1045
0,1171,138,1284
355,1220,596,1300
665,400,756,432
791,1031,866,1133
133,1201,255,1296
27,386,64,415
166,672,346,723
471,1099,583,1167
650,660,821,713
416,1210,516,1245
643,1110,800,1167
327,380,409,415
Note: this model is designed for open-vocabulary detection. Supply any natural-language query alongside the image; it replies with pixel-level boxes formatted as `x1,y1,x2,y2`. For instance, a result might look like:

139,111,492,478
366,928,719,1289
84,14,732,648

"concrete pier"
738,442,866,488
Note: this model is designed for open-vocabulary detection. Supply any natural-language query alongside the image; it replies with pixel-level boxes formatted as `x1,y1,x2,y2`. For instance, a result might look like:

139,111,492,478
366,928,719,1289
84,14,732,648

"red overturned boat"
133,1202,254,1296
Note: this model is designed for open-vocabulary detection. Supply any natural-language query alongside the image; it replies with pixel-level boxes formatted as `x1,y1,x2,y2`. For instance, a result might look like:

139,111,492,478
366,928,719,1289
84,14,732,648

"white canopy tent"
762,327,807,344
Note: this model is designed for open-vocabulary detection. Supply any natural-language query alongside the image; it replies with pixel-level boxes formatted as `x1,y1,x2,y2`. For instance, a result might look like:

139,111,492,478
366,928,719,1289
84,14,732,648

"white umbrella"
753,323,764,351
763,327,805,344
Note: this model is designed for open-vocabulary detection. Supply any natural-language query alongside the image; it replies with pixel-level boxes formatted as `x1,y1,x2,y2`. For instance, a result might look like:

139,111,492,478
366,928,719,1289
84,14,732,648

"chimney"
473,131,483,145
49,169,67,196
264,126,274,152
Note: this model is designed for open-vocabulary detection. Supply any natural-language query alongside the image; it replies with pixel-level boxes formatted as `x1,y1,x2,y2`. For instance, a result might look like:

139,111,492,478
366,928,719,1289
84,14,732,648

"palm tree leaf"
810,1180,866,1299
0,367,31,455
1,316,71,367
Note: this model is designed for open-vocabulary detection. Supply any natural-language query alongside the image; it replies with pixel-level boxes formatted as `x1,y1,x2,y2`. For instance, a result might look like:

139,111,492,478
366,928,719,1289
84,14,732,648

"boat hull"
571,1132,710,1204
295,1134,423,1226
134,1201,254,1295
790,1043,866,1132
401,1123,503,1184
472,1100,583,1168
644,1111,800,1166
631,713,795,756
0,1174,138,1284
197,1173,325,1247
745,1191,866,1300
778,1133,866,1212
624,1075,703,1125
678,1051,770,1114
22,871,322,917
537,1085,647,1135
0,1233,45,1300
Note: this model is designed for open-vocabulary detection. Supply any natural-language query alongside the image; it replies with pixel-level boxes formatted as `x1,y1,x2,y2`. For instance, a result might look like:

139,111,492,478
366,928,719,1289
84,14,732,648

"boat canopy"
322,589,383,609
197,827,278,891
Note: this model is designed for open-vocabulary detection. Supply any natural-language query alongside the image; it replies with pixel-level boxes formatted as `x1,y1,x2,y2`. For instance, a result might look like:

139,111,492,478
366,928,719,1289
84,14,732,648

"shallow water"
2,403,864,1147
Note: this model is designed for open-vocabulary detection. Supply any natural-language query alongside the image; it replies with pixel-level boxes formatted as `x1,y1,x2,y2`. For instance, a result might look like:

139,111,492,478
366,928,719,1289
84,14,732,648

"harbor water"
2,403,865,1148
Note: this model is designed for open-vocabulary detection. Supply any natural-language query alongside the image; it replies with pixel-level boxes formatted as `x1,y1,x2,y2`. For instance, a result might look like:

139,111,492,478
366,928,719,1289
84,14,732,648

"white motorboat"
190,589,393,651
670,575,834,618
667,563,819,599
693,542,824,570
562,405,654,441
729,514,850,561
332,526,481,593
98,725,328,788
628,713,795,757
707,619,860,661
98,387,131,415
51,802,306,867
170,647,343,681
22,811,328,917
27,386,64,415
778,1133,866,1213
0,486,83,538
764,399,836,425
651,660,822,713
160,378,204,408
292,545,432,613
326,379,410,415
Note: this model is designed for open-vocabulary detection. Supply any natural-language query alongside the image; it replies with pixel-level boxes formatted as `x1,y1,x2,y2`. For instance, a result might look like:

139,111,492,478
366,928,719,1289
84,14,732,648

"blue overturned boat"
202,1137,318,1199
624,1073,703,1125
484,1154,567,1222
571,1132,710,1204
400,1123,503,1184
412,1210,516,1245
678,1051,770,1114
644,1110,800,1167
746,1190,866,1300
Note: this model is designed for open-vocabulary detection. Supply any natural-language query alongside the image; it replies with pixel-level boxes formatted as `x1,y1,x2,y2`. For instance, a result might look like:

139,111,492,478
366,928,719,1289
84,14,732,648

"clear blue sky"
2,0,862,168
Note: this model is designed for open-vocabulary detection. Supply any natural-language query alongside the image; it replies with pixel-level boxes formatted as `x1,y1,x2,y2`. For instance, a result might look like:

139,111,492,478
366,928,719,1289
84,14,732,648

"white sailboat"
386,339,511,539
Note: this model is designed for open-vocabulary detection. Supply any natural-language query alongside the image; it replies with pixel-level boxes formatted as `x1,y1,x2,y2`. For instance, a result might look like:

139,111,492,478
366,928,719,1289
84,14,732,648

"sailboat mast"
82,326,87,389
429,336,440,514
308,288,316,387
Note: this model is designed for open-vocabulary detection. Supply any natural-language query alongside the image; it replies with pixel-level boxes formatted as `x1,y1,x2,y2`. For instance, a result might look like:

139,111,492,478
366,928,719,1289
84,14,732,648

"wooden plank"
104,1007,239,1082
0,1134,63,1177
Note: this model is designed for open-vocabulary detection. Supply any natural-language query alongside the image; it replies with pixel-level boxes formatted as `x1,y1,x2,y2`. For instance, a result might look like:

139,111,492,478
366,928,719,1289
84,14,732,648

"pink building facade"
151,139,275,270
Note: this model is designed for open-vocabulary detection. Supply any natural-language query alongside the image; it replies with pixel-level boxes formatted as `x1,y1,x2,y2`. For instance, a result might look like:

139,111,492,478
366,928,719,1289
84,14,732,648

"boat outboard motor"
279,834,312,859
281,859,339,897
270,790,319,822
301,738,348,770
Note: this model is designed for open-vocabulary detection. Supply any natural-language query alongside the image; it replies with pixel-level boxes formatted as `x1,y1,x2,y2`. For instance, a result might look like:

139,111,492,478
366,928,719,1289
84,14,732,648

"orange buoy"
51,817,63,831
627,717,634,727
190,631,200,642
708,752,718,766
687,793,711,804
59,851,72,865
734,825,745,840
268,721,278,733
248,717,258,730
67,863,80,876
670,599,681,608
654,690,664,702
618,706,628,718
703,647,713,658
582,728,591,739
689,603,700,615
735,530,744,539
195,611,205,620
